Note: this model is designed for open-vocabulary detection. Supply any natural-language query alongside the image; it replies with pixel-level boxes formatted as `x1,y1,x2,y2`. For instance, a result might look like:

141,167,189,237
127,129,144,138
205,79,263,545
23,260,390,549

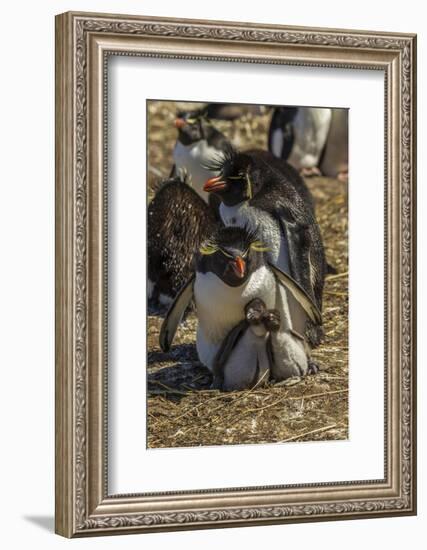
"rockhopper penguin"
147,174,217,307
318,109,349,181
203,148,327,346
268,107,332,177
160,226,321,387
171,108,231,209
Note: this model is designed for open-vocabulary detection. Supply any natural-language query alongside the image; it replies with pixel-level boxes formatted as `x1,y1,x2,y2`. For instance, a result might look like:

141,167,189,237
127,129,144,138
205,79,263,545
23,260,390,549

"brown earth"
147,101,348,448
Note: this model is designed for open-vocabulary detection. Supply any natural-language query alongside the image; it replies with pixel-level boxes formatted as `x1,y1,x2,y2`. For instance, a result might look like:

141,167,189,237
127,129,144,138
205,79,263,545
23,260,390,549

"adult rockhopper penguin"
171,108,231,214
147,175,217,307
160,226,322,388
268,107,332,177
203,148,327,346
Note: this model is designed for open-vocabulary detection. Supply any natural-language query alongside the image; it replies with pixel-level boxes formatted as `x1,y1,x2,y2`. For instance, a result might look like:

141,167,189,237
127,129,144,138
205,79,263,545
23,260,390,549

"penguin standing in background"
171,108,231,207
319,109,349,181
268,107,332,176
203,148,327,346
148,174,217,307
160,226,321,387
204,103,269,121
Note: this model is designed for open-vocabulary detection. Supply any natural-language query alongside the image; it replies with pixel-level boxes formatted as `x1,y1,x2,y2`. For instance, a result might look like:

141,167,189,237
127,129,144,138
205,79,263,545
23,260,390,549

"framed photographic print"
55,11,417,537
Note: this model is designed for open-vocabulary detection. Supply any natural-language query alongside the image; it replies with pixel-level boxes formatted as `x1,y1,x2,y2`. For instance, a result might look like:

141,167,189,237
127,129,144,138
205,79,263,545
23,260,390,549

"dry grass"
147,101,348,448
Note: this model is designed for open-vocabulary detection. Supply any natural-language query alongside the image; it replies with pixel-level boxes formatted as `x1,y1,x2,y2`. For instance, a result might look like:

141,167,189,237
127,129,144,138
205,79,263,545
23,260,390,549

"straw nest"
147,101,348,448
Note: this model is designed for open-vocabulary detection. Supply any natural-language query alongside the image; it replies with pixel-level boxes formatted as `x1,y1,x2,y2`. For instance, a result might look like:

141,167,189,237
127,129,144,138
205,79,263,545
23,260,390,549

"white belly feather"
194,266,276,370
173,140,220,201
288,108,332,170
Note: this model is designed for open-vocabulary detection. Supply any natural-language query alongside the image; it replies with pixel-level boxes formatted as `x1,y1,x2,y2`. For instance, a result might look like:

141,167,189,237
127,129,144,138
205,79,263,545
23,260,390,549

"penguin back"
148,176,217,303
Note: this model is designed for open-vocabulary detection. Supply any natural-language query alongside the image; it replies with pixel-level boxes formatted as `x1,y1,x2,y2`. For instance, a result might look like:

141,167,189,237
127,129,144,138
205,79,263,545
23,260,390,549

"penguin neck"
194,265,276,344
219,201,250,225
173,139,220,202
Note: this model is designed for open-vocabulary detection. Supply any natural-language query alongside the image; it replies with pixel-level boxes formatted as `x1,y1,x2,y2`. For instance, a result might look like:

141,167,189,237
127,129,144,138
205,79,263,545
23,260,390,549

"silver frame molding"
55,11,417,538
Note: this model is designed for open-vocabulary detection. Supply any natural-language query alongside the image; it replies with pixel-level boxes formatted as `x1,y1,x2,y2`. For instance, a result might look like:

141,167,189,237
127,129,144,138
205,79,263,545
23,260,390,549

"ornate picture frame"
55,11,416,537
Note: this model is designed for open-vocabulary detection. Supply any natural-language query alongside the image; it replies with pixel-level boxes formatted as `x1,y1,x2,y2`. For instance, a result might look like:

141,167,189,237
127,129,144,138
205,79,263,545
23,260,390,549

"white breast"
194,266,276,369
173,140,220,201
288,108,332,170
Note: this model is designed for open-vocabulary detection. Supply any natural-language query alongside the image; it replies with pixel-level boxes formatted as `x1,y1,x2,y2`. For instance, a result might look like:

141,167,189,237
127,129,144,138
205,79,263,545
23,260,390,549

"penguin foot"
210,375,223,390
262,309,281,332
337,170,348,183
300,166,322,178
307,360,320,375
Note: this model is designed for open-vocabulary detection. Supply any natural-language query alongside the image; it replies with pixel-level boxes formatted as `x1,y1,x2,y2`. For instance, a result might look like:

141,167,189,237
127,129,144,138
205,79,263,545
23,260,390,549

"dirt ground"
147,101,348,448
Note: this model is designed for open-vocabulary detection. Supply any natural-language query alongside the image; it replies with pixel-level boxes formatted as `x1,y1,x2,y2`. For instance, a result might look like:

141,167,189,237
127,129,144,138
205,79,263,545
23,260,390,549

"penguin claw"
307,360,320,375
300,166,322,178
337,170,349,183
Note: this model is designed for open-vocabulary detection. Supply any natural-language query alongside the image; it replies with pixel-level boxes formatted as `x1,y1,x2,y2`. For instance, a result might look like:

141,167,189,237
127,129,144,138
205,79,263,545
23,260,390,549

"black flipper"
268,107,298,160
159,275,195,352
277,207,327,314
277,211,314,296
268,262,322,325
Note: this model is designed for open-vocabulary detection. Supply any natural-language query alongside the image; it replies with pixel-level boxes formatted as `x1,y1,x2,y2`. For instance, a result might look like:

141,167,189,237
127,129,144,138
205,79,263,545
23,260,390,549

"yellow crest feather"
250,240,270,252
246,173,253,200
199,241,218,255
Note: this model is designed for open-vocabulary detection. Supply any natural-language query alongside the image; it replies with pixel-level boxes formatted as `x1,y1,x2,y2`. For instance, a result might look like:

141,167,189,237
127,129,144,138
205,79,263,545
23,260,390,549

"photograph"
53,10,416,537
147,100,349,448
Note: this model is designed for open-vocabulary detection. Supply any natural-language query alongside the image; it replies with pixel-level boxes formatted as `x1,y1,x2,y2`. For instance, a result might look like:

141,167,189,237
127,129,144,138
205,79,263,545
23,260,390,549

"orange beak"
231,256,246,278
203,175,228,193
175,118,186,129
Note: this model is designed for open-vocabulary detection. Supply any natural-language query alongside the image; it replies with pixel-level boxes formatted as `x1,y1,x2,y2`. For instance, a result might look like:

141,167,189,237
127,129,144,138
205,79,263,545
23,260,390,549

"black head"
196,226,269,287
202,147,260,206
174,108,212,145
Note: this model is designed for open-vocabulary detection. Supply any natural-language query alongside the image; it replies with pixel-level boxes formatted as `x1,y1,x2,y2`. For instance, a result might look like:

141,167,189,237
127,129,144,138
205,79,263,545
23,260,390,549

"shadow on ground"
23,515,54,533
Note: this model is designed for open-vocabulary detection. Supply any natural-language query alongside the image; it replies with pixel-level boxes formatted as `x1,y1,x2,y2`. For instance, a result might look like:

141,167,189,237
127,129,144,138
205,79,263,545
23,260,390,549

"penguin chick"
171,108,231,206
203,148,327,346
160,226,322,383
148,175,217,307
212,298,281,391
